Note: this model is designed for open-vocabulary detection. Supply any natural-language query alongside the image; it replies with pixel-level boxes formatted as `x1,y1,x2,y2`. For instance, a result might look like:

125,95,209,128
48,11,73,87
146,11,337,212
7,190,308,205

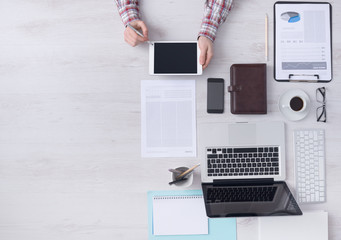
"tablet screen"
154,43,197,74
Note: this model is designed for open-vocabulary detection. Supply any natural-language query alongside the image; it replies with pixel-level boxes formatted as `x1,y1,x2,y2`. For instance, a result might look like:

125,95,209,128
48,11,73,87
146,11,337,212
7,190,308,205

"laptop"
198,121,302,217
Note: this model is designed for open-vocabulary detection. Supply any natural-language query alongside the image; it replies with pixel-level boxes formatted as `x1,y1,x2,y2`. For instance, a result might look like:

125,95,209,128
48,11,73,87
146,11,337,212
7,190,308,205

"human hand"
198,36,214,70
124,20,149,47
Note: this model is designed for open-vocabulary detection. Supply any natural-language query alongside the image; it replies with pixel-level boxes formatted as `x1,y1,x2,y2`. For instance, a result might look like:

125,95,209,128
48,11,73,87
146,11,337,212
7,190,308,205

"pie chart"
281,12,300,23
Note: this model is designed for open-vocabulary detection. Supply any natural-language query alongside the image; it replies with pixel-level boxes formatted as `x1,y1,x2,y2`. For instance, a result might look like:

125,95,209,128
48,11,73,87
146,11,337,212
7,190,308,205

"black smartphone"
207,78,224,113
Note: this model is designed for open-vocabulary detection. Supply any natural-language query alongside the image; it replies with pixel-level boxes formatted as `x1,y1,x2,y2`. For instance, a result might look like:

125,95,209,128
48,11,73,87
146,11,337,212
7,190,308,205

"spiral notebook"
147,190,236,240
153,195,208,235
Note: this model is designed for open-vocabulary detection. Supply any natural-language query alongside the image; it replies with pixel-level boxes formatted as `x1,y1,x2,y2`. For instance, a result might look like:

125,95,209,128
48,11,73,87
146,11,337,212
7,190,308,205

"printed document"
141,80,196,158
275,3,331,81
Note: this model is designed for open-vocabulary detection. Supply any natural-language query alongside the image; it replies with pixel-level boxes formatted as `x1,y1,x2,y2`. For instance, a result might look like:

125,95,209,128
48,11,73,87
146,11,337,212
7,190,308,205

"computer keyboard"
207,186,278,203
206,146,280,177
294,129,326,203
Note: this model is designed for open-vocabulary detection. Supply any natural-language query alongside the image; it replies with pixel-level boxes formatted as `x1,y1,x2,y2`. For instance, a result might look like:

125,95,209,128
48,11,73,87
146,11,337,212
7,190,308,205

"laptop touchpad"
228,123,257,145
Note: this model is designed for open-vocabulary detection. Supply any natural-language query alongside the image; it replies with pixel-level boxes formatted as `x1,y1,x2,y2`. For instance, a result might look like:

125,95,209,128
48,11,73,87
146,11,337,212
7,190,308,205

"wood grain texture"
0,0,340,239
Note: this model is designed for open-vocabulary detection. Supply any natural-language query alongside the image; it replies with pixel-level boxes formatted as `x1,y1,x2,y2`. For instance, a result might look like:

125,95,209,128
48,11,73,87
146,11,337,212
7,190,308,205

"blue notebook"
147,190,236,240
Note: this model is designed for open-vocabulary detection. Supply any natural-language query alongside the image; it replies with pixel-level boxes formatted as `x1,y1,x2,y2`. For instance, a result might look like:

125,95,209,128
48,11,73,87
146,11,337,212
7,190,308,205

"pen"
127,23,145,38
179,169,196,179
265,14,268,61
169,178,188,185
175,164,200,180
127,23,153,45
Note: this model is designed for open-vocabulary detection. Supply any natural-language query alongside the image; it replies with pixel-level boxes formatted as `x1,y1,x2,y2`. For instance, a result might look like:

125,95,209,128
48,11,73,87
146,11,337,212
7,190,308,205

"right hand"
124,20,149,47
198,36,214,70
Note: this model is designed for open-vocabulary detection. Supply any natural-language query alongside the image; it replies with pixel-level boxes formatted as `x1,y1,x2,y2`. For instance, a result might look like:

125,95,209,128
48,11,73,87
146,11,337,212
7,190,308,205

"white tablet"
149,41,202,75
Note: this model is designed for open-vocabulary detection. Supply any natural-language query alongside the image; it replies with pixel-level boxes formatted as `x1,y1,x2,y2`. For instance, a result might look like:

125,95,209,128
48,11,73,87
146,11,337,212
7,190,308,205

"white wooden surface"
0,0,340,239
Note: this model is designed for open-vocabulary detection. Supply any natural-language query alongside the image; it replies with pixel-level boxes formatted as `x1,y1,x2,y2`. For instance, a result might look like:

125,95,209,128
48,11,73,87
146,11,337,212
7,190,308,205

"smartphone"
207,78,224,113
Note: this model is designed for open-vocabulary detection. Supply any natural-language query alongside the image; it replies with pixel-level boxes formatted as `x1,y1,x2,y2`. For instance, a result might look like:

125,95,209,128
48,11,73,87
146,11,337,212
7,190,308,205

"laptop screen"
202,181,302,217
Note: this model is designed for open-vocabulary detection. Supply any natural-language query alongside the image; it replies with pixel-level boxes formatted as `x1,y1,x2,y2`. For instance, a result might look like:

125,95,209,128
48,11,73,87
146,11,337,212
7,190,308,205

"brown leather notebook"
228,64,267,114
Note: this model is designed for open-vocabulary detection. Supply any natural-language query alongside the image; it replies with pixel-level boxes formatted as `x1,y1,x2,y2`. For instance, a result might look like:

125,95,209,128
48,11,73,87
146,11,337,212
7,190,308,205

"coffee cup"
279,89,310,121
289,96,306,112
282,95,307,113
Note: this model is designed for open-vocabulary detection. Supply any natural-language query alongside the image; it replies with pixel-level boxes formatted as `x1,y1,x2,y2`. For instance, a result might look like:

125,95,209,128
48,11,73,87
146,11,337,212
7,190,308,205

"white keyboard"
294,129,326,203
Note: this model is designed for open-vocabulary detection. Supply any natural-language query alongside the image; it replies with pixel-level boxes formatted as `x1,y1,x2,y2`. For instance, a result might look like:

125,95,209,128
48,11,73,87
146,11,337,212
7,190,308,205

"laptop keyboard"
206,146,280,177
207,186,278,203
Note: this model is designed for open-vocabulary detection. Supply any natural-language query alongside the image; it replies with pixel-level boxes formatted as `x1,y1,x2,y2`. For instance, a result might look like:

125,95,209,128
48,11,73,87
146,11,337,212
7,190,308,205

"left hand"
198,36,214,70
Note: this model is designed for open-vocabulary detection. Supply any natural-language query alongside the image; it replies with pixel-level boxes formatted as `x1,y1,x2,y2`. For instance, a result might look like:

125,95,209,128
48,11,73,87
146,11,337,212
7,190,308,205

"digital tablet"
149,41,202,75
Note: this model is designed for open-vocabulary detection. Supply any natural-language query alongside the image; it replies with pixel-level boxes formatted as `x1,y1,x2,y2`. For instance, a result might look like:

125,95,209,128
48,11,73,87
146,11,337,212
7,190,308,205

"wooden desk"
0,0,340,239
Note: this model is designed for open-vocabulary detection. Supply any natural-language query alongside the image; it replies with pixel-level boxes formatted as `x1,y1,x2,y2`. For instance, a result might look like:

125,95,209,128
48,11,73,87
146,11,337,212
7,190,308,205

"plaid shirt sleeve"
198,0,233,42
114,0,141,26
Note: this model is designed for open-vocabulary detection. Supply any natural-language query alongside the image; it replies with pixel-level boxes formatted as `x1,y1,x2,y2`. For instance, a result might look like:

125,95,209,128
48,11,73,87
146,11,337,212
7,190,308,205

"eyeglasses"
316,87,326,122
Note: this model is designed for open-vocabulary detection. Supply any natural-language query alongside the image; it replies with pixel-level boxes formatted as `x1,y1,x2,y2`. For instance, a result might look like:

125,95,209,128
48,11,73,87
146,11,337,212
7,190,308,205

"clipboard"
274,1,332,82
147,190,236,240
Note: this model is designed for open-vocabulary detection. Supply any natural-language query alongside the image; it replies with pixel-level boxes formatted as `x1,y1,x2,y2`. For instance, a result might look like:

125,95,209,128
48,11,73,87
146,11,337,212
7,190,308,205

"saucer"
279,89,310,121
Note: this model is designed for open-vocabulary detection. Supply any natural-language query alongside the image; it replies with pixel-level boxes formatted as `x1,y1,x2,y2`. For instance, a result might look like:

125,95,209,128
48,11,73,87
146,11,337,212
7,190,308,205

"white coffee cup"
282,95,307,113
289,96,306,112
279,89,310,121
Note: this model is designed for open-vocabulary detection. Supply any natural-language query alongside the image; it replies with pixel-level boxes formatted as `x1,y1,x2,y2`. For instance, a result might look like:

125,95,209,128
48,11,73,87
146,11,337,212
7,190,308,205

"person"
115,0,233,69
